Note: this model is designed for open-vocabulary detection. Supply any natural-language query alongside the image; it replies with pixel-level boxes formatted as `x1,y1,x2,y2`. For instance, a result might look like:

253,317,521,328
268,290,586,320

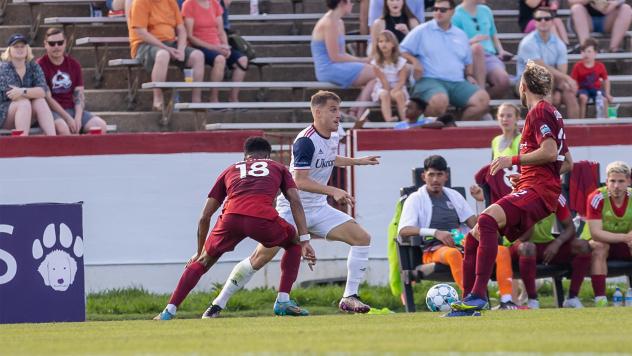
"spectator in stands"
491,102,522,159
571,38,613,119
371,30,409,121
128,0,205,111
182,0,248,104
38,28,108,135
311,0,376,117
569,0,632,53
370,0,420,46
398,155,519,309
400,0,490,120
516,7,579,118
582,161,632,307
106,0,127,17
518,1,570,47
369,0,426,30
0,34,56,136
451,0,512,99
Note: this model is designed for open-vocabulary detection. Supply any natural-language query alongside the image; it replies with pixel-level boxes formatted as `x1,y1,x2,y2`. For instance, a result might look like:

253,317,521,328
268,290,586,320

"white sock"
500,294,512,303
343,245,370,298
276,292,290,303
166,304,177,315
212,258,256,309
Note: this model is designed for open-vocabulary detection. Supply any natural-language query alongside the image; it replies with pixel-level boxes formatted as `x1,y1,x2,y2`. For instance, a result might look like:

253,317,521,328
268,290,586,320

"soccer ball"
425,284,459,312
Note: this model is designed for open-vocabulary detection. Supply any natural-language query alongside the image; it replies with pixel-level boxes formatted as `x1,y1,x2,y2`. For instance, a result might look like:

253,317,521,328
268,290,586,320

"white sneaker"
563,297,584,308
527,299,540,309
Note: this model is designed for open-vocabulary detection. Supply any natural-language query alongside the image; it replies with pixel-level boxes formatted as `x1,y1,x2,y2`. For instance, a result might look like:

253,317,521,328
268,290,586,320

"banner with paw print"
0,203,84,324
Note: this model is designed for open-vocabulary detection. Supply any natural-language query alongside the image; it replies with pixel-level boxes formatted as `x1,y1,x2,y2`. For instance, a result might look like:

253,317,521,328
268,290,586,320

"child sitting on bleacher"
570,38,613,119
370,30,409,122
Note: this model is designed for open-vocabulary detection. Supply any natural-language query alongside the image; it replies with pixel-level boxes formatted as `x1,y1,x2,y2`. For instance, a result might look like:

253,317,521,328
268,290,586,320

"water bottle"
625,288,632,307
249,0,259,15
451,229,464,246
595,91,605,118
613,287,623,307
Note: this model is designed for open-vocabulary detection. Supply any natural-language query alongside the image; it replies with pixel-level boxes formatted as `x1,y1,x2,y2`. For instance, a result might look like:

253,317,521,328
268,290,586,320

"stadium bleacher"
1,0,631,131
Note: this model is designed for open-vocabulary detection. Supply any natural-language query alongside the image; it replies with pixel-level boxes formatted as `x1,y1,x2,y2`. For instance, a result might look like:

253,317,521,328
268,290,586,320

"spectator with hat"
0,34,56,136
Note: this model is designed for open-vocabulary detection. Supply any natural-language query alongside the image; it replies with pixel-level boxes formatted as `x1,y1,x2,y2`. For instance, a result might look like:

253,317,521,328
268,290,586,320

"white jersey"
277,125,340,210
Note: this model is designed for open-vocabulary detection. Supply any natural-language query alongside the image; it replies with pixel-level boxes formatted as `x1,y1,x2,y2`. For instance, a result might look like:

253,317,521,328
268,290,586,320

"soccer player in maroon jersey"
154,137,316,320
449,60,573,316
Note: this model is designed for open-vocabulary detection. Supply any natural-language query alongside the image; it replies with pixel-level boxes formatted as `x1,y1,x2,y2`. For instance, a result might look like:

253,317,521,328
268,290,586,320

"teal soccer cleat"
153,309,174,321
273,300,309,316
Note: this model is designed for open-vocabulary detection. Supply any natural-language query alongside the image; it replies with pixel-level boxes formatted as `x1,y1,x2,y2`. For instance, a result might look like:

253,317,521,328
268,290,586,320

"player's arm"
293,169,354,206
465,215,477,229
334,155,380,167
543,213,575,264
491,137,558,175
282,187,317,268
588,219,632,244
196,197,222,255
560,151,573,175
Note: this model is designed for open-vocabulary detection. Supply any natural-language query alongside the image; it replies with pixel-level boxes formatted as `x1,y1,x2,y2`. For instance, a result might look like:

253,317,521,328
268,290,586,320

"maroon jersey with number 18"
516,100,568,211
208,158,297,220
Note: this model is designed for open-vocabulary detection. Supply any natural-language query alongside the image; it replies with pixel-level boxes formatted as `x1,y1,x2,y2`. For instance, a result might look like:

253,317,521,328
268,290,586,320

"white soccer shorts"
277,203,352,239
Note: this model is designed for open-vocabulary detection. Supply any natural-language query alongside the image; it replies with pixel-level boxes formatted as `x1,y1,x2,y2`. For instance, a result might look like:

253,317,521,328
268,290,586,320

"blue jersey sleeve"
293,137,315,169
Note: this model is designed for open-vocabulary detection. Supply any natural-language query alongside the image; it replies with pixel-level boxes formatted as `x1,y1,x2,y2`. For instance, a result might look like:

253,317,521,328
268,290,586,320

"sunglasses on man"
433,6,451,13
46,40,65,47
534,16,553,22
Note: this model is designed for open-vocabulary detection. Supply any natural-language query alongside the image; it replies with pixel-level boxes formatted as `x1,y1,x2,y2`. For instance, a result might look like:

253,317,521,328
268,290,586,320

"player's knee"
518,242,536,257
351,231,371,246
590,240,609,258
572,239,592,255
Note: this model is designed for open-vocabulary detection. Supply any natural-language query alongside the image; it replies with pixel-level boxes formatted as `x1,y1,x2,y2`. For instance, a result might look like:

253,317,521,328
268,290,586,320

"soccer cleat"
273,300,309,316
562,297,584,309
442,310,482,317
496,301,521,310
594,297,608,308
527,299,540,310
153,309,174,321
450,294,488,311
201,304,223,319
339,295,371,314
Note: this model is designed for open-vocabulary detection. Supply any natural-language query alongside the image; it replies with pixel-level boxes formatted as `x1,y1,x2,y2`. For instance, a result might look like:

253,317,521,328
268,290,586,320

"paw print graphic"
32,223,84,292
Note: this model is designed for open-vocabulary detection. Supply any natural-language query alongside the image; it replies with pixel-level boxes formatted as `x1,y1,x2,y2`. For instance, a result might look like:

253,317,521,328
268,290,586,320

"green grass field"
2,309,632,354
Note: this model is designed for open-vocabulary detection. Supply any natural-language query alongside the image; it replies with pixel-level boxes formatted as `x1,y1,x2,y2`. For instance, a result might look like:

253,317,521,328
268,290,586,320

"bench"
11,0,106,40
0,124,117,135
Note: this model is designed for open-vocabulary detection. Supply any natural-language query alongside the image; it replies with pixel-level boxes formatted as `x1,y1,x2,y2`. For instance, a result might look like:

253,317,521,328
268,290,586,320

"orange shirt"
128,0,183,58
181,0,223,46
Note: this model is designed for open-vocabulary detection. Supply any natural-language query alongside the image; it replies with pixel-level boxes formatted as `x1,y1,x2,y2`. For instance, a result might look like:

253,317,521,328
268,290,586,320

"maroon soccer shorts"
204,214,297,259
607,242,632,261
496,188,553,243
509,239,574,265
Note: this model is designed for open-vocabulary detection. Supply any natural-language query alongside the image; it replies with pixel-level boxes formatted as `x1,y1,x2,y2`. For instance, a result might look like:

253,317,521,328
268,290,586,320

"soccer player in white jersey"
202,91,380,317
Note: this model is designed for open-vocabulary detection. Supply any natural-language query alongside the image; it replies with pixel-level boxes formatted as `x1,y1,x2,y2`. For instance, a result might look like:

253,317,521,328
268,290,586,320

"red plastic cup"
11,129,23,136
88,127,103,135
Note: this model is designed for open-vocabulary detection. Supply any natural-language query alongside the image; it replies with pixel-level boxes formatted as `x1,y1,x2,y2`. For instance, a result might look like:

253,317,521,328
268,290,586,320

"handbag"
228,32,256,61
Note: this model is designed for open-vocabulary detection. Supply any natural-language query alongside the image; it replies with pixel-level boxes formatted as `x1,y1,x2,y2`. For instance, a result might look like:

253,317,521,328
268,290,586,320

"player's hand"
394,23,409,34
470,184,484,201
355,155,380,165
65,117,78,134
174,48,186,62
509,173,521,188
186,252,200,268
434,230,455,248
332,188,355,207
300,241,317,271
490,156,513,175
542,240,561,264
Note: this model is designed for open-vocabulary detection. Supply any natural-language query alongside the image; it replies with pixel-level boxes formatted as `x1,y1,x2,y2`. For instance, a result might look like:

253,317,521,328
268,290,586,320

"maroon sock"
471,213,499,298
462,232,478,296
569,253,591,298
591,274,607,298
168,261,205,307
278,243,301,293
519,255,538,299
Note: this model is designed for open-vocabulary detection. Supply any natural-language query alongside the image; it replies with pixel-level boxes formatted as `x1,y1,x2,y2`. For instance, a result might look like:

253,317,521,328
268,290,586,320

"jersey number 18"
235,162,270,178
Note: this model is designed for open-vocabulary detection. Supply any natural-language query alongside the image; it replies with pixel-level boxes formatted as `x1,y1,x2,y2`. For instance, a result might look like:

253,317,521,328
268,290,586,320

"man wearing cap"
128,0,204,110
37,28,108,135
0,33,56,136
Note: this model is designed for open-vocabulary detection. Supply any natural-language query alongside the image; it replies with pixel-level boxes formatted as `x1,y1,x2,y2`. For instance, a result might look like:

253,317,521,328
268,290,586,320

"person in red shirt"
570,38,612,119
37,28,108,135
154,137,316,320
450,60,573,316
